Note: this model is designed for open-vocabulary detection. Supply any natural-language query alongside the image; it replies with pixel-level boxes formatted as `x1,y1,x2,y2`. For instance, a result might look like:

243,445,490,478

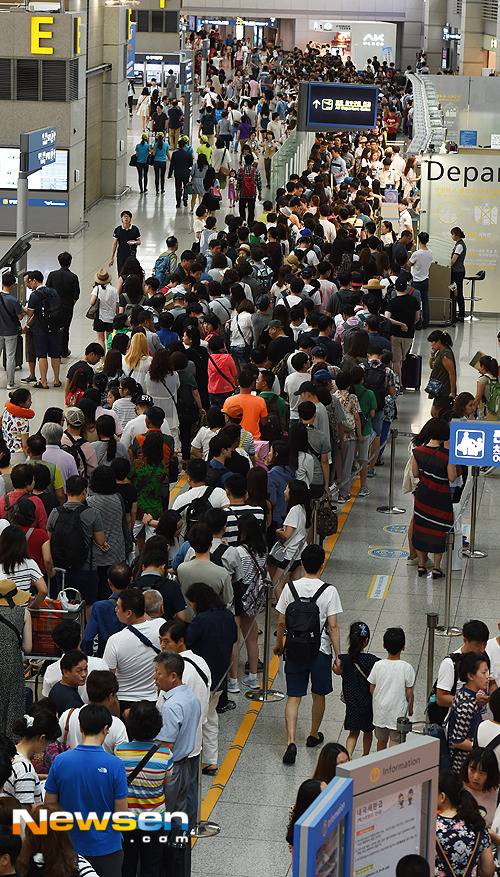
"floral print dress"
435,814,490,877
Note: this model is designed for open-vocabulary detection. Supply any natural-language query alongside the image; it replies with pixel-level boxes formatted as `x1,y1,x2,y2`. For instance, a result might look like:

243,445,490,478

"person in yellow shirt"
197,136,213,165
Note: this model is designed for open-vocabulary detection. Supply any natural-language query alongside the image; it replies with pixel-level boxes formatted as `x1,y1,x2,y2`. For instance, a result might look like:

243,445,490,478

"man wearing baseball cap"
61,408,98,479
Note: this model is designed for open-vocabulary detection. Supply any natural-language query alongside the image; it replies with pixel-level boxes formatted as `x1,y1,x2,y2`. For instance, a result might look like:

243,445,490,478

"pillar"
460,0,485,75
423,0,447,72
102,6,128,197
400,1,424,71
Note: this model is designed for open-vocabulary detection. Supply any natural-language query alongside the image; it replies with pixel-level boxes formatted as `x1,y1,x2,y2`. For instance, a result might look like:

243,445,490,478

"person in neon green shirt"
197,136,213,165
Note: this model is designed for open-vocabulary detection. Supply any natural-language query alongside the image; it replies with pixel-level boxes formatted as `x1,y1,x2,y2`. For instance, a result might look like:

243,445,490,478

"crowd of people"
0,30,498,877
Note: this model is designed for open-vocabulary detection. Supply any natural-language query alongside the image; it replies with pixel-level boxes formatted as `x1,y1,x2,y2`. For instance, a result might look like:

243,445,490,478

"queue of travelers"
0,31,498,877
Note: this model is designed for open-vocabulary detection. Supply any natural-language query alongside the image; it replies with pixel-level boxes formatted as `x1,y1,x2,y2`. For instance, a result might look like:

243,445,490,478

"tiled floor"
0,115,498,876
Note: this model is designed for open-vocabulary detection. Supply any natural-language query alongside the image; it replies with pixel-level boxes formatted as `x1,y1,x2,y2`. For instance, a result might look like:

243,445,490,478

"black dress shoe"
283,743,297,765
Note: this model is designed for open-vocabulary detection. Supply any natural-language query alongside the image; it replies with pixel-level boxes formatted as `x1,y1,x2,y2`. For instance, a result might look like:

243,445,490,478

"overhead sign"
449,420,500,466
459,129,478,147
293,777,353,877
305,82,378,131
20,128,57,176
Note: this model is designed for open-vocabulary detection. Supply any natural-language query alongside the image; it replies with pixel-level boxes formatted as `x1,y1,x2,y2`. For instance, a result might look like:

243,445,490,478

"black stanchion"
377,427,406,515
436,531,461,637
462,467,487,559
426,612,439,700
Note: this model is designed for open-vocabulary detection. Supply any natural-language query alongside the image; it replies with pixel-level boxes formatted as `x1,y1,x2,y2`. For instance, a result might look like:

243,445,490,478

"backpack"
240,548,269,614
39,287,63,334
63,431,88,478
363,364,387,412
153,252,175,287
426,653,463,726
210,543,229,567
263,391,289,432
271,355,290,394
50,505,89,571
184,486,215,529
241,167,257,198
341,321,361,350
251,261,274,295
485,376,500,416
123,292,146,316
284,581,330,663
3,493,22,525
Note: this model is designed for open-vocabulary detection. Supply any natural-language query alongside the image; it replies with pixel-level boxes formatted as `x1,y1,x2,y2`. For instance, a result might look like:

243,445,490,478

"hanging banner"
127,22,137,79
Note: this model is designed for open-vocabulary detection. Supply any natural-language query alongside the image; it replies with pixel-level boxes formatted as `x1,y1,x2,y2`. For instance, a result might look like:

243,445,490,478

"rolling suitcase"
402,353,422,391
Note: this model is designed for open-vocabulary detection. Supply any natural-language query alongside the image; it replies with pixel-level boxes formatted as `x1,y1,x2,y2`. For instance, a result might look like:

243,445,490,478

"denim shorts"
284,650,333,697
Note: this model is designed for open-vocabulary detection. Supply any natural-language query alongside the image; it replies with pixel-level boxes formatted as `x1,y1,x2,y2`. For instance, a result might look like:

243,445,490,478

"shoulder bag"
182,655,209,687
207,353,236,389
235,316,253,351
160,378,179,415
86,287,99,321
126,624,160,654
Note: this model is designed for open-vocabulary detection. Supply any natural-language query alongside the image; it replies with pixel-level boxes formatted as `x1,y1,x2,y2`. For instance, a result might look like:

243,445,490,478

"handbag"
186,181,194,195
316,492,338,537
402,455,418,494
129,154,138,167
85,288,99,321
424,378,444,399
147,153,155,166
218,148,230,177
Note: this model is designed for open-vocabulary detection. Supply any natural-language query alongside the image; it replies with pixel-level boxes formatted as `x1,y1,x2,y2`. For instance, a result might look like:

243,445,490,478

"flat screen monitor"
0,148,69,192
306,82,378,131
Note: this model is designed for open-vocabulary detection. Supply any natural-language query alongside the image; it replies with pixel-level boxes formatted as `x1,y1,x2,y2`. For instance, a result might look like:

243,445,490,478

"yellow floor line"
197,478,360,829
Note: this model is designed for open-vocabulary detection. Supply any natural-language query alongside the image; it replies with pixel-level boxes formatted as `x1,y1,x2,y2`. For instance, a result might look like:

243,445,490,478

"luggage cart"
24,583,86,701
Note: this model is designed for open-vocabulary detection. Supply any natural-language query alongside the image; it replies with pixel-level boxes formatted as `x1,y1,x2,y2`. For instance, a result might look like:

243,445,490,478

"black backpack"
184,486,214,530
363,364,387,412
50,504,89,571
284,581,330,663
39,287,63,334
210,543,229,567
63,431,88,478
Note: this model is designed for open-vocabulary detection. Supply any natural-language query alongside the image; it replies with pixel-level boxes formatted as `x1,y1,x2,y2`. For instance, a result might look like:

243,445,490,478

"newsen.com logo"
13,809,190,842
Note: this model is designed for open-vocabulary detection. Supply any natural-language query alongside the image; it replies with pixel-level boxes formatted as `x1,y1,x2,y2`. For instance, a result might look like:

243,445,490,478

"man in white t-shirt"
368,627,415,750
103,589,163,709
59,669,127,753
486,625,500,687
408,231,433,328
284,353,310,421
171,458,229,528
435,620,490,715
120,395,172,450
42,618,108,703
274,544,342,766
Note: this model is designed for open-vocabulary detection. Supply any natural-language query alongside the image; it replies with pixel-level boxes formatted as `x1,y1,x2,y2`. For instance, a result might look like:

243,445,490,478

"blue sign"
1,198,67,208
127,22,137,79
459,129,478,147
368,546,409,559
306,82,378,131
20,128,57,176
449,420,500,466
383,524,407,534
294,777,353,877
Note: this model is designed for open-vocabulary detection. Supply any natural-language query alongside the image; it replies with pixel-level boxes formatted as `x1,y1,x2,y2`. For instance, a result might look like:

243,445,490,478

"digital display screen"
306,83,378,131
0,148,69,192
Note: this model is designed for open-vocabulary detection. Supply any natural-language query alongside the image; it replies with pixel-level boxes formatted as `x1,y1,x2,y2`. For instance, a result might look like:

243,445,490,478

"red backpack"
241,167,256,197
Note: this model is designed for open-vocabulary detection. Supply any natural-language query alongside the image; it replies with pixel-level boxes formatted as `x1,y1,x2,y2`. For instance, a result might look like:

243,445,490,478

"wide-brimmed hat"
95,268,110,284
0,579,30,606
366,278,383,290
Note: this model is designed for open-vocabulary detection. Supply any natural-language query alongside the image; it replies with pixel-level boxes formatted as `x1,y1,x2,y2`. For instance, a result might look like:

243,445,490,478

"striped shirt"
26,855,98,877
114,741,173,812
4,753,42,805
224,504,265,546
112,396,137,428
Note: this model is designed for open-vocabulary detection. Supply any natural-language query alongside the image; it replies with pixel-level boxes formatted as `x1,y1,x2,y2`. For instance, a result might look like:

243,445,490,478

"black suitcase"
402,353,422,391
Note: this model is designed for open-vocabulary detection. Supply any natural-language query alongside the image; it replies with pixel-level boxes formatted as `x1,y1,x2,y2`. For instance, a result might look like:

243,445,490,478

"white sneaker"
227,678,240,694
241,674,260,690
358,487,370,497
6,385,16,390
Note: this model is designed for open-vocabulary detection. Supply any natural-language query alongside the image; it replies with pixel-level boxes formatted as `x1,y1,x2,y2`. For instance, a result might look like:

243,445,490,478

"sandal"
202,766,218,776
32,382,49,389
53,381,62,388
417,567,427,577
432,569,445,579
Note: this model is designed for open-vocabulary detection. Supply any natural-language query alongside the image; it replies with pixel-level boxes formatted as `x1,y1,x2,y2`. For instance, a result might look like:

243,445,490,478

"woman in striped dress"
411,418,457,579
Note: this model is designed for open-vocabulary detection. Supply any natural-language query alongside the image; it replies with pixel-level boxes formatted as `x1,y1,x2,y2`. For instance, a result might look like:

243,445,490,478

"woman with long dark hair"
335,620,379,756
182,325,209,408
269,479,310,582
435,770,493,877
312,742,350,784
229,514,269,693
17,801,100,876
169,350,204,467
427,330,456,401
411,417,456,577
91,415,127,466
288,422,314,487
286,780,323,850
190,153,209,213
0,525,47,607
145,349,180,450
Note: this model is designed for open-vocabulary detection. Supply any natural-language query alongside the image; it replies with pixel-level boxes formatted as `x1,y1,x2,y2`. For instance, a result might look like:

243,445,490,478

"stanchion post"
426,612,439,699
396,716,412,744
190,757,220,838
245,579,284,703
462,467,487,559
436,531,461,637
377,427,406,515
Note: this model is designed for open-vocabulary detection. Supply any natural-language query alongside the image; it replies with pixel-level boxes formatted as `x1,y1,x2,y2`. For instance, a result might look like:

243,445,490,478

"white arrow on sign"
312,99,321,108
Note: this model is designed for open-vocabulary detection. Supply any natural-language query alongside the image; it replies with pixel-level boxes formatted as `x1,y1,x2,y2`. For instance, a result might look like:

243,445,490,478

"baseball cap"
395,275,408,291
313,369,332,383
301,266,314,277
136,394,153,407
222,398,244,419
268,320,283,330
299,228,312,238
173,290,186,299
65,407,85,428
311,346,327,357
294,380,317,396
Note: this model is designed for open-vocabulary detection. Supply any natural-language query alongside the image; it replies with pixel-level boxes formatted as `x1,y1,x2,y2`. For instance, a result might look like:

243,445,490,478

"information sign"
20,128,57,176
449,420,500,466
293,777,353,877
305,83,378,131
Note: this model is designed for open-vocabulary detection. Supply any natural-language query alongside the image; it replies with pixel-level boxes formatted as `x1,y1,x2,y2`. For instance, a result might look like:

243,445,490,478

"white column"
460,0,486,75
424,0,447,72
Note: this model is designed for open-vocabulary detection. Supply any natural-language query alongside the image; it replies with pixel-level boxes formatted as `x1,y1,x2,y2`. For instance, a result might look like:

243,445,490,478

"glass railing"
269,130,316,198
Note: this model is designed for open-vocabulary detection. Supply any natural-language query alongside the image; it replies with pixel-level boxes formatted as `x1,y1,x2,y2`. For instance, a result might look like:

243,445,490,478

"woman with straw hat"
89,269,118,351
0,578,32,735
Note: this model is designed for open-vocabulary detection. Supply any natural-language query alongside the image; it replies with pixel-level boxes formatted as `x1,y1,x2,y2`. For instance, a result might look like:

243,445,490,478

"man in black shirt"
48,649,87,716
384,275,420,383
47,252,80,358
134,541,188,622
266,320,295,366
168,100,184,150
109,211,141,274
152,104,167,134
